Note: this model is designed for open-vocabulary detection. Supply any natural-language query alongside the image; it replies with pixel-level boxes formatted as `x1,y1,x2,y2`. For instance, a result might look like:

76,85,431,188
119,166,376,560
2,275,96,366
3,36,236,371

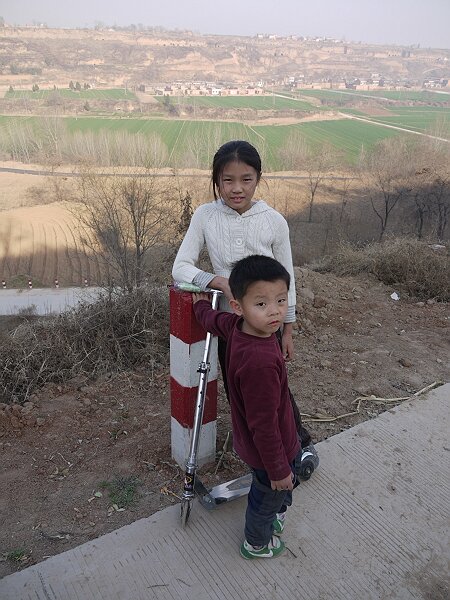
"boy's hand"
271,473,294,491
192,292,211,304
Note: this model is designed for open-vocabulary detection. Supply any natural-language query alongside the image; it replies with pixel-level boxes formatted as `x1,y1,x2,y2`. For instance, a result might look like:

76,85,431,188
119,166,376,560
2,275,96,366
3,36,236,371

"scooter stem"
183,290,222,496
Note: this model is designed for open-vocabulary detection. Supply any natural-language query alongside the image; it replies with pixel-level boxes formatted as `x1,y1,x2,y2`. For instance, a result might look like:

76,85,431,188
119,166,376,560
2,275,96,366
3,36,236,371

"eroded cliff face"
1,26,448,88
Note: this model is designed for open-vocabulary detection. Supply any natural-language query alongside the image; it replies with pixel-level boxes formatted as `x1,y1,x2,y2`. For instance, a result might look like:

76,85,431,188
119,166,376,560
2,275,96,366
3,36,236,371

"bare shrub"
0,287,170,404
72,168,180,290
314,237,449,301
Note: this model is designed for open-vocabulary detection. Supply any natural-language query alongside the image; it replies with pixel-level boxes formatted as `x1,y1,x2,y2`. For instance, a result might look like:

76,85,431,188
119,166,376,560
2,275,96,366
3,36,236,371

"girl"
172,140,315,455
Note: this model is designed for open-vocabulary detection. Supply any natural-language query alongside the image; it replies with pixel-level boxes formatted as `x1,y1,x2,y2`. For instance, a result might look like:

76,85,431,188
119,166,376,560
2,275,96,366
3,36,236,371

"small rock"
426,299,436,305
416,302,425,307
36,417,46,427
298,287,315,302
320,359,332,369
10,415,23,429
398,358,412,368
11,404,22,417
313,295,328,309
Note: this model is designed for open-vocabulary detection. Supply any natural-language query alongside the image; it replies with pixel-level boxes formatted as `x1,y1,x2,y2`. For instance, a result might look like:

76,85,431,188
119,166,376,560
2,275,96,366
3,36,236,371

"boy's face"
230,279,289,338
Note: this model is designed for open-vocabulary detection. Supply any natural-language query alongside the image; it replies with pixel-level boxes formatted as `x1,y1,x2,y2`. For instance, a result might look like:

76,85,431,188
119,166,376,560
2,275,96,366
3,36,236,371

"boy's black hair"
211,140,262,200
229,255,290,301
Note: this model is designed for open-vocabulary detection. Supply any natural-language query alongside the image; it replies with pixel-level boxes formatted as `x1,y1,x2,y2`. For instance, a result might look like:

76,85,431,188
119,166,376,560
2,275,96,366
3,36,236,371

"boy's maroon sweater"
193,300,300,481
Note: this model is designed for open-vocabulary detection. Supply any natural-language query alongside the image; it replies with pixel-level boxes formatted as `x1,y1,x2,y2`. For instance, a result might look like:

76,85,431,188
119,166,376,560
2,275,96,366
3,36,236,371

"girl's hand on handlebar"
209,276,233,303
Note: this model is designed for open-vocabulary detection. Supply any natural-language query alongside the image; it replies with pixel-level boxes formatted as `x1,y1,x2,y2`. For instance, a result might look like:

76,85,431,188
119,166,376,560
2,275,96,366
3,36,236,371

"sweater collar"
216,199,270,216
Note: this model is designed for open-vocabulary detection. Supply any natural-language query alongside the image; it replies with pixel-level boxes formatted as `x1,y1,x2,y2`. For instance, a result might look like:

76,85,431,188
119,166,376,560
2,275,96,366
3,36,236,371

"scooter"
176,284,318,528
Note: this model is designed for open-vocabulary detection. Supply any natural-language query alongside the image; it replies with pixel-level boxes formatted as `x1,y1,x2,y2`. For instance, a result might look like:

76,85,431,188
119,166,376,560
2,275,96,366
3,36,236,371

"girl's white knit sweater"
172,199,297,322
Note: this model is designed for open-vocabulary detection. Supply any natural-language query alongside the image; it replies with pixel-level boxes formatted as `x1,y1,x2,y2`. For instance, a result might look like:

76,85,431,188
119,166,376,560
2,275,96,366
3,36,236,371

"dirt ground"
0,267,449,578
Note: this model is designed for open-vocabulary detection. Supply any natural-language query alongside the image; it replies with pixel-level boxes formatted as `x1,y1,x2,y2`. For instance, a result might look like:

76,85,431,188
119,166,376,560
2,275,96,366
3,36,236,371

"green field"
296,88,450,104
62,116,411,165
5,88,138,101
368,110,450,135
156,94,317,111
349,89,450,102
342,106,450,137
0,113,413,169
2,79,449,170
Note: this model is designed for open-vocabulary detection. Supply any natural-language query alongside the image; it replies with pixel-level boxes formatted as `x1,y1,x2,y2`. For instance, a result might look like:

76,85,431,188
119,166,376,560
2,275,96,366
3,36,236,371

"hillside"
1,26,449,90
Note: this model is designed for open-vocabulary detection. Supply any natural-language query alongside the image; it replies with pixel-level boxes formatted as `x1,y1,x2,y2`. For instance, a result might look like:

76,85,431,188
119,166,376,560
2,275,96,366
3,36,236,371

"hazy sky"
1,0,449,49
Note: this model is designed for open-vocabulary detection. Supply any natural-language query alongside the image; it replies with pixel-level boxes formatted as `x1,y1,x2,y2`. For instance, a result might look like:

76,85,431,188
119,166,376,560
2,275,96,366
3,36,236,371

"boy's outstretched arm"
192,294,235,341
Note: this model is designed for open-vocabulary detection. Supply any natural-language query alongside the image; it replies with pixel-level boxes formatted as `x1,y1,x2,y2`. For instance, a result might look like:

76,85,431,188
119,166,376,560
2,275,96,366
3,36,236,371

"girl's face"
218,160,259,214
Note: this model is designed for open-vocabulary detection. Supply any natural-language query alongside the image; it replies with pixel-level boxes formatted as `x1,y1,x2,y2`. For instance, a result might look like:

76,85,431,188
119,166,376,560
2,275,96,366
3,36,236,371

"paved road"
0,287,103,315
0,166,354,180
0,384,448,600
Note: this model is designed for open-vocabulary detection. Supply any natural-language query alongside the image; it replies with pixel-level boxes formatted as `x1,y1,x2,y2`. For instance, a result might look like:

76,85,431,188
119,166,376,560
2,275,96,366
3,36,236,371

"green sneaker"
272,511,286,536
240,536,285,559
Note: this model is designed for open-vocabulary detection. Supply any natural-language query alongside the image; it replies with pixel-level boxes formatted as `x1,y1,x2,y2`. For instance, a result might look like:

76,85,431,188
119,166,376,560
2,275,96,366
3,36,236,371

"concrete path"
0,287,103,315
1,384,449,600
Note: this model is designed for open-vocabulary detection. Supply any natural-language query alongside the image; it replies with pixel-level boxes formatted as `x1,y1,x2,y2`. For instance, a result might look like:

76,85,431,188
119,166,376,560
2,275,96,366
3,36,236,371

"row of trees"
279,132,449,242
69,81,91,91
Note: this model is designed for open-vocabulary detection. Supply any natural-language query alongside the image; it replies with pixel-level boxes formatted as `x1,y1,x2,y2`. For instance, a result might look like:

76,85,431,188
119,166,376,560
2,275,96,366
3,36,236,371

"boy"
193,255,300,559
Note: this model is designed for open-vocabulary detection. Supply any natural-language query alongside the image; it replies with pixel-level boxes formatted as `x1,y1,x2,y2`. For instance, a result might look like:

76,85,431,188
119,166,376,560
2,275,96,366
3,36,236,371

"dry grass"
313,237,450,301
0,286,170,404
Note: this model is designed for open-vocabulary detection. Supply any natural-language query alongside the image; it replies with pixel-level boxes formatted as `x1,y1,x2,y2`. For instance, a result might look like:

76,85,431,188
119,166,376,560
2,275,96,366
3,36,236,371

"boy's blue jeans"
244,459,300,547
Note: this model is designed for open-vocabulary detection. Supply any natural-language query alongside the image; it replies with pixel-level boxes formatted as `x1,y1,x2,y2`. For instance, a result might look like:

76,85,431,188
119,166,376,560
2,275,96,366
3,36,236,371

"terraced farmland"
0,203,102,287
5,88,138,101
2,83,449,172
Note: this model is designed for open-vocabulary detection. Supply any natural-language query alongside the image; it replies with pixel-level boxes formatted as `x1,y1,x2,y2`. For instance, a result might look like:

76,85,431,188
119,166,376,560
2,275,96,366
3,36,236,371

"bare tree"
279,133,338,222
360,137,415,241
338,175,353,224
407,137,450,240
72,168,180,290
430,174,450,240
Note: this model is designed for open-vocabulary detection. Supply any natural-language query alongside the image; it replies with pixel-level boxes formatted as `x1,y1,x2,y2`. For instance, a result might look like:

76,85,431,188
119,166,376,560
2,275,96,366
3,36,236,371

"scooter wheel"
181,499,191,528
298,457,315,480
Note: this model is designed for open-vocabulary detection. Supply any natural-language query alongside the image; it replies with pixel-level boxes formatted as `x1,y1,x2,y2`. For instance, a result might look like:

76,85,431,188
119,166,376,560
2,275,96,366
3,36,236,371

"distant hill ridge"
1,26,449,89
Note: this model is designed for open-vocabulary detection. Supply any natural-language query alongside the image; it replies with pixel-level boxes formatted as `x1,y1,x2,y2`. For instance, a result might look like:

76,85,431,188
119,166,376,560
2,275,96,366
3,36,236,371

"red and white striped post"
169,287,218,468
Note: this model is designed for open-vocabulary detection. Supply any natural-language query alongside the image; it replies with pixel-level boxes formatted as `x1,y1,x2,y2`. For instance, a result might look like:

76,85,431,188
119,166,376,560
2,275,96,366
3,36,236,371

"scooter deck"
195,473,252,510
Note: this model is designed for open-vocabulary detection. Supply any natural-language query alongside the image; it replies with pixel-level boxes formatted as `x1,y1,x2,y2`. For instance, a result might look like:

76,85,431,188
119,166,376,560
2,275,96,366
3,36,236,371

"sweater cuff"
284,306,296,323
193,271,216,291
